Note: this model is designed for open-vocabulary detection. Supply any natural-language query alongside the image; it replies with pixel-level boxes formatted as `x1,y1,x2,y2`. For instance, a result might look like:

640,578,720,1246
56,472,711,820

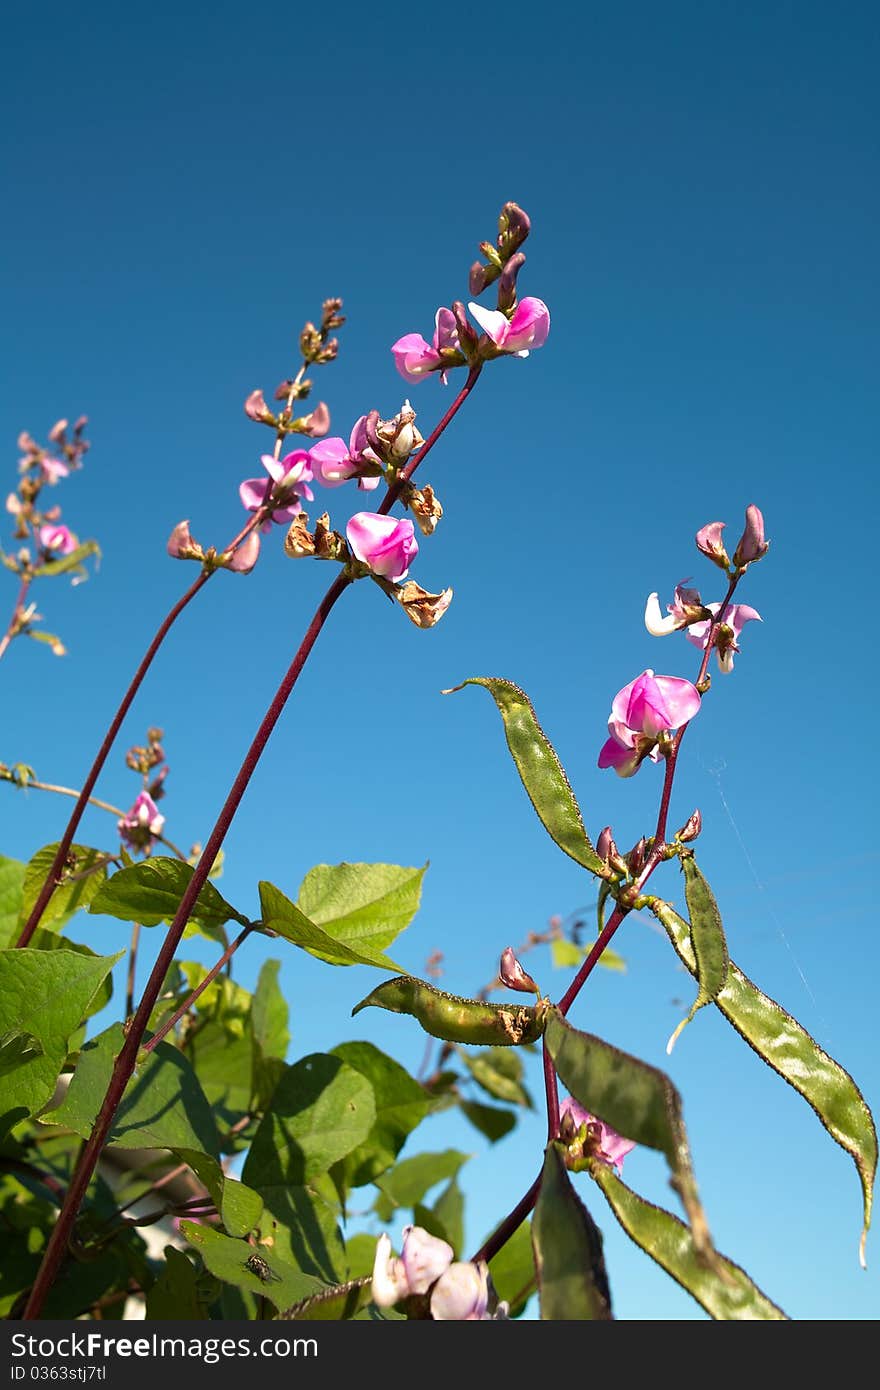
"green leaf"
544,1008,714,1261
445,677,605,874
20,843,110,931
460,1099,517,1143
651,897,878,1266
0,856,26,944
551,937,626,972
249,959,290,1111
242,1054,375,1189
47,1023,220,1157
32,539,100,580
145,1247,209,1320
90,858,247,943
0,1030,43,1078
667,854,730,1053
487,1218,535,1318
187,1020,254,1129
373,1149,469,1220
259,881,404,971
432,1176,465,1257
532,1144,612,1319
174,1150,263,1238
279,1278,373,1321
345,1233,379,1281
353,976,546,1046
590,1163,786,1319
255,1179,345,1284
329,1041,429,1192
0,948,122,1137
298,861,426,954
0,922,114,1017
180,1222,321,1313
463,1047,532,1108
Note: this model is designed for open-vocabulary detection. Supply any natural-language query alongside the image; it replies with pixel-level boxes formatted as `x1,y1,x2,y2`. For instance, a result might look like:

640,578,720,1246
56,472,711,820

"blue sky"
3,1,878,1318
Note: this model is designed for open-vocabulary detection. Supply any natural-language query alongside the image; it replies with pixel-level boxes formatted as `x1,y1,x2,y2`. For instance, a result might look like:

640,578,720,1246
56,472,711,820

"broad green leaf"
256,1178,345,1283
463,1047,533,1108
345,1233,380,1280
651,897,878,1265
329,1041,429,1192
250,959,290,1111
487,1217,536,1318
0,948,122,1137
243,1054,375,1189
186,1021,254,1129
544,1009,714,1261
412,1200,455,1251
0,1030,42,1078
180,1222,321,1312
0,856,26,944
374,1149,469,1220
279,1278,372,1321
259,881,403,971
353,976,546,1046
180,966,252,1038
552,937,626,972
175,1150,263,1238
0,922,114,1017
90,857,247,942
532,1144,612,1319
667,854,730,1053
20,843,110,931
32,539,100,580
590,1163,786,1319
445,678,604,874
145,1246,209,1320
432,1176,464,1257
47,1023,220,1157
298,861,426,955
460,1099,517,1143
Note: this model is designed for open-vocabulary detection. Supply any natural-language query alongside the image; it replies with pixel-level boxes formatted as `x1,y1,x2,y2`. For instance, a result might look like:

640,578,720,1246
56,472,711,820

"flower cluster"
118,790,165,853
371,1226,508,1320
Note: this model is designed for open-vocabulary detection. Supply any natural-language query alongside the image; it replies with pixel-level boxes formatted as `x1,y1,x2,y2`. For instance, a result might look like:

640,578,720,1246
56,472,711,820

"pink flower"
499,947,538,994
732,504,769,567
644,582,709,636
37,523,77,556
239,450,314,529
243,389,273,423
225,530,261,574
309,417,382,492
118,791,165,851
559,1097,635,1174
468,296,550,356
598,669,701,778
430,1262,491,1321
346,513,418,581
371,1227,453,1307
687,602,762,674
166,519,202,561
40,457,70,484
695,520,730,570
392,308,461,385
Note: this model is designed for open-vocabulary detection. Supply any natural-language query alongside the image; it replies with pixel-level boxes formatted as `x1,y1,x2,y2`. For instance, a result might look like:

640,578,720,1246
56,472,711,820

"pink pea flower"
392,308,461,385
371,1226,453,1307
346,512,418,581
644,582,709,636
559,1097,635,1174
225,530,261,574
499,946,538,995
37,523,77,556
468,296,550,356
733,504,769,567
40,456,70,484
695,520,730,570
310,416,382,492
687,602,762,674
239,450,314,529
598,669,701,778
118,791,165,851
430,1262,491,1321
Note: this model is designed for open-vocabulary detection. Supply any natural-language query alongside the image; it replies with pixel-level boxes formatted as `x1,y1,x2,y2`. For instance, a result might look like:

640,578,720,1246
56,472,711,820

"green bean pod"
352,975,547,1046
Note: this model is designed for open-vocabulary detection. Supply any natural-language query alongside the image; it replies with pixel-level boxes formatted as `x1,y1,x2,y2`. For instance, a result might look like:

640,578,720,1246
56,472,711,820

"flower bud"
676,808,702,843
48,419,68,443
224,530,261,574
626,836,648,876
167,520,204,561
497,201,531,256
73,415,88,435
451,300,480,356
299,321,323,360
393,580,453,628
497,251,526,314
499,946,538,994
244,389,275,424
469,260,493,296
732,504,769,567
695,520,730,570
596,826,618,863
295,401,330,437
321,297,345,330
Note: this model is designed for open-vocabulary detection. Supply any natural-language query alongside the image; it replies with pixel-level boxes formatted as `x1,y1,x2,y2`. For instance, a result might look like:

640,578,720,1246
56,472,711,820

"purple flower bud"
499,946,538,994
48,419,68,443
497,252,526,314
244,389,274,423
732,504,769,567
469,260,492,296
695,520,730,570
167,520,203,561
676,808,702,843
497,201,531,254
596,826,618,862
225,530,261,574
298,401,330,437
